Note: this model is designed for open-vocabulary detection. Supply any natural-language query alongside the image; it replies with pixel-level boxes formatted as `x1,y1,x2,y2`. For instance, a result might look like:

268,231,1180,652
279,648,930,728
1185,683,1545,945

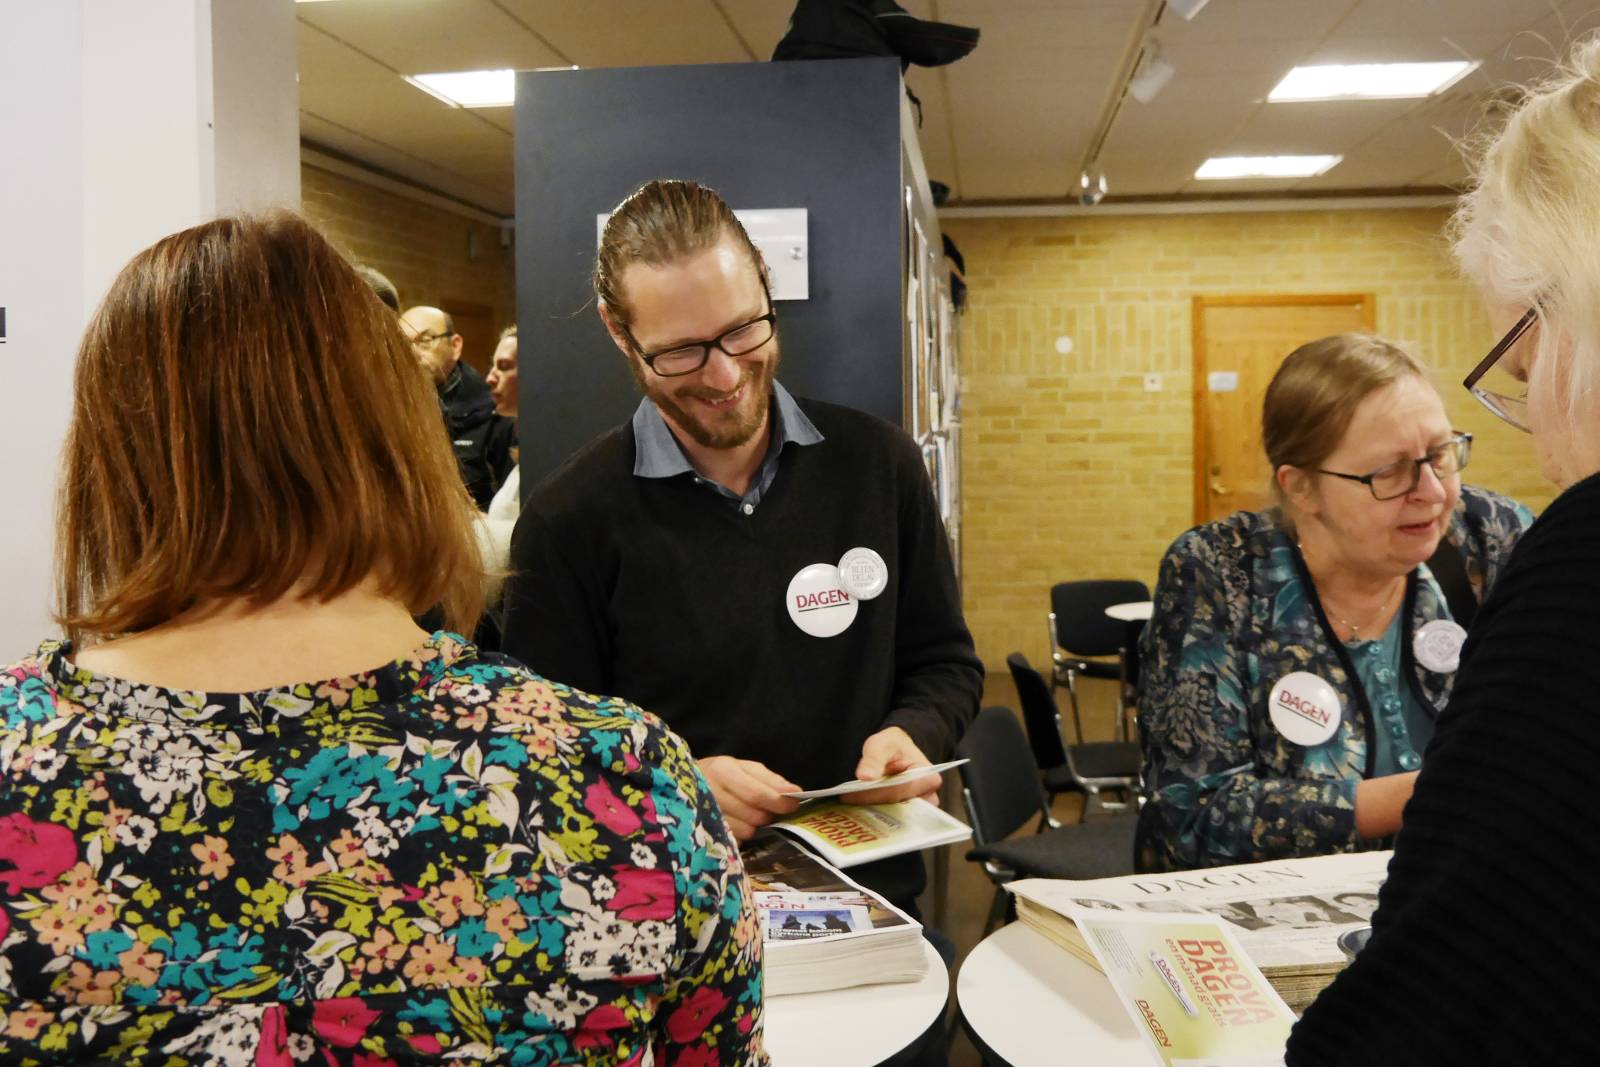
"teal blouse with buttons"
1348,611,1432,775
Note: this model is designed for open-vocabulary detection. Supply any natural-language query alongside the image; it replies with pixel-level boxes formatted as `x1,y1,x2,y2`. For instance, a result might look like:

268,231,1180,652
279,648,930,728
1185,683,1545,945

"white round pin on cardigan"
786,563,859,638
1414,619,1467,673
838,546,888,600
1268,671,1342,746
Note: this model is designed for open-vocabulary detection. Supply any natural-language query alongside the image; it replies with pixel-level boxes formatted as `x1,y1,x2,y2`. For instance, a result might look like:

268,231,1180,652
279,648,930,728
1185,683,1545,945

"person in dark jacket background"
400,304,515,510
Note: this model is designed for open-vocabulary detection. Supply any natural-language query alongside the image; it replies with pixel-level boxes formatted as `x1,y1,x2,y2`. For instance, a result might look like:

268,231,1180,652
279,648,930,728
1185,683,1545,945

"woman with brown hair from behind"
0,214,766,1064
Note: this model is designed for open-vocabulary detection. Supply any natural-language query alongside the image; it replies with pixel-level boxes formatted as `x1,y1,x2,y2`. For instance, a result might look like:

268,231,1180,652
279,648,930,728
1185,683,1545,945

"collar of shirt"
631,380,824,511
439,363,462,398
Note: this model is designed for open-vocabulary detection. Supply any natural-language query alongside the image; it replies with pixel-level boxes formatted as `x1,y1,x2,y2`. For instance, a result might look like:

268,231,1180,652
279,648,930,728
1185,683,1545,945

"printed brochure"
773,796,971,867
780,758,969,800
1065,904,1295,1067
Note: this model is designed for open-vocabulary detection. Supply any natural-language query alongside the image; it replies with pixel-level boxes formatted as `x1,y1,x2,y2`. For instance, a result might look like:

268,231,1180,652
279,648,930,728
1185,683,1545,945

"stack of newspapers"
1008,849,1393,1011
742,832,929,996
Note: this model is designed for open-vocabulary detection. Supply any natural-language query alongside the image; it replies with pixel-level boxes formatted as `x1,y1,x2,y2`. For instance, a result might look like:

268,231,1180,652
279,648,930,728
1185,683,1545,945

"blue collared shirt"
631,381,825,513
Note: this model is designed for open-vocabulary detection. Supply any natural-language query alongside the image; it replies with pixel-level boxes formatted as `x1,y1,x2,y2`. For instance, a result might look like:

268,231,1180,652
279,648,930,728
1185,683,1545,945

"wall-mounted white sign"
596,207,809,300
1207,370,1239,392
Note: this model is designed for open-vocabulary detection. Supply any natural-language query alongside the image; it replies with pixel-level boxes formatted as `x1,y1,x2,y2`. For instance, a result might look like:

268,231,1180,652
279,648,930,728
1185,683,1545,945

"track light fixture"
1078,170,1108,206
1128,40,1175,104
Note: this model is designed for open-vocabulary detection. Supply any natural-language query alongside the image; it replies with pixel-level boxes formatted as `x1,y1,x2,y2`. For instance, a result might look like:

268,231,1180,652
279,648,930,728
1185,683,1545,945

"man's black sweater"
502,396,983,902
1288,472,1600,1065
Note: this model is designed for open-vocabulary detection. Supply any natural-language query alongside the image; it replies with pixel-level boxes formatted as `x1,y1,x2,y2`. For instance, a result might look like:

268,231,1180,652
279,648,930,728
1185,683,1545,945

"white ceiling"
296,0,1600,217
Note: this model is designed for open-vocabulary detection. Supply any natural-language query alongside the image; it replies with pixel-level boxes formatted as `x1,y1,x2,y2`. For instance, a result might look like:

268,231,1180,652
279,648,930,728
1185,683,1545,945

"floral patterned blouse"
0,632,767,1065
1135,485,1533,873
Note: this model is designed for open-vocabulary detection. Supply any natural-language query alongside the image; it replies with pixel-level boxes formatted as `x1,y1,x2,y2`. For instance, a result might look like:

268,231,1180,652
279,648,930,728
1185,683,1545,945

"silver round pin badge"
837,546,889,601
1413,619,1467,673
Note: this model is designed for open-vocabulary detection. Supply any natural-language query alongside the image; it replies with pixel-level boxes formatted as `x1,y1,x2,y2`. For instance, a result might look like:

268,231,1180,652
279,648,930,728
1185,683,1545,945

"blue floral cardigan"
1134,485,1533,872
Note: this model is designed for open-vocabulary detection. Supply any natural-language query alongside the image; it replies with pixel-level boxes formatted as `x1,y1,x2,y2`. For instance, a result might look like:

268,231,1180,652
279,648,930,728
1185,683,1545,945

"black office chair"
1048,579,1150,742
1008,652,1141,820
957,706,1137,935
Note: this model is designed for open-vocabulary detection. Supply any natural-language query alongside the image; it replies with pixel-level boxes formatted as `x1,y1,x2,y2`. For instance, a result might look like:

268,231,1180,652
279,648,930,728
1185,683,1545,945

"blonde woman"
1290,37,1600,1064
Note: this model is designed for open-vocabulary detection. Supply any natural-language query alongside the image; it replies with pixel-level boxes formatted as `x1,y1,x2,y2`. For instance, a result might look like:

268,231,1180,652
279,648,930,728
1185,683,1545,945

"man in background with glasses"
400,305,516,511
501,180,981,942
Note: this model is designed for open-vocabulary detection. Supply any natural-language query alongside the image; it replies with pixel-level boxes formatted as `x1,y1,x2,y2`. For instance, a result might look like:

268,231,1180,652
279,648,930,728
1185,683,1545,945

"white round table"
957,923,1149,1066
764,939,949,1065
1104,600,1153,622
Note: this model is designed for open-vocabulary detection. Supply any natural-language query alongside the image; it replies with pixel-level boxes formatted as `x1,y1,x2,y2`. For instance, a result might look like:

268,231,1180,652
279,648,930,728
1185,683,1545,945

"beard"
631,340,782,450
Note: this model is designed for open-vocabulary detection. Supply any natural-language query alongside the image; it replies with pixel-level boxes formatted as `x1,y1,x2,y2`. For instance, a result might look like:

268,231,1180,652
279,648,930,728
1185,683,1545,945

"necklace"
1297,540,1403,641
1320,577,1403,641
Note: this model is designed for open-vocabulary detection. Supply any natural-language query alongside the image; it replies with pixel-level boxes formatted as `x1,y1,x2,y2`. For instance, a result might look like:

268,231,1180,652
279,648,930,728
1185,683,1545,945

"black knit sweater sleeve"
1286,472,1600,1066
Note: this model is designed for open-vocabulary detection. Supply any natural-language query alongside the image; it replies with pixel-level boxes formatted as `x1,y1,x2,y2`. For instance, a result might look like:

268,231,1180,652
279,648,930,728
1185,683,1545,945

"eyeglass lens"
651,318,774,376
1369,437,1470,499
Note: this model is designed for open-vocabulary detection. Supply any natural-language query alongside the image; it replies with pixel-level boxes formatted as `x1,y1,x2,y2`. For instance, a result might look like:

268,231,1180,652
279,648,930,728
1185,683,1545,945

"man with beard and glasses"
501,180,981,940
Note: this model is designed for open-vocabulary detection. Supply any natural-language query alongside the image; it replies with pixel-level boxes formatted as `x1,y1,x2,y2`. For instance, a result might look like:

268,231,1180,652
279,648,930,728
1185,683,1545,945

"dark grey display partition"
512,57,908,488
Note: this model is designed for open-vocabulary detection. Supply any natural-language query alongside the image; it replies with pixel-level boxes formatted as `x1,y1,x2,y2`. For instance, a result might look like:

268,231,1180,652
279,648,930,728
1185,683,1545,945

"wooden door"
1193,295,1375,524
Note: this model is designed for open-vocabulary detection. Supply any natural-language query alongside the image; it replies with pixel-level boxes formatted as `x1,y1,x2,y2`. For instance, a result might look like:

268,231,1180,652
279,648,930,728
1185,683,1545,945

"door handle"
1210,478,1228,495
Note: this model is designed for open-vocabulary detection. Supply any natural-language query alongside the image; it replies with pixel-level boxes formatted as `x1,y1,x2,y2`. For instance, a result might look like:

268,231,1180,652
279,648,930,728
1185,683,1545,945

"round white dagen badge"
1268,671,1342,747
786,563,859,638
838,546,889,601
1414,619,1467,673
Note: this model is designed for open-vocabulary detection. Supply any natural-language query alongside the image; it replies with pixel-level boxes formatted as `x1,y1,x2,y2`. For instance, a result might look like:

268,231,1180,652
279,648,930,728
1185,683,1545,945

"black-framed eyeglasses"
625,293,777,378
408,330,455,346
1315,432,1473,500
1462,306,1536,433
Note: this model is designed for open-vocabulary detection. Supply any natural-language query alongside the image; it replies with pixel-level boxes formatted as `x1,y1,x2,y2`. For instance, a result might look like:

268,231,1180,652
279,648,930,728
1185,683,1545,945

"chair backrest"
1050,579,1151,657
957,706,1050,845
1006,652,1068,772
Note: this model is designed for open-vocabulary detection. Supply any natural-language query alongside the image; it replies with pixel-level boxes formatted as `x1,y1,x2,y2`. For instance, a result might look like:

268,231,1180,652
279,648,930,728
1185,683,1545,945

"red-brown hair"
56,213,484,642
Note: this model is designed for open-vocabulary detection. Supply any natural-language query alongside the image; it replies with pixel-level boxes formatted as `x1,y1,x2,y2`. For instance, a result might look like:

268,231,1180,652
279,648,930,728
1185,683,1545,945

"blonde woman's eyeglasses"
1462,307,1536,433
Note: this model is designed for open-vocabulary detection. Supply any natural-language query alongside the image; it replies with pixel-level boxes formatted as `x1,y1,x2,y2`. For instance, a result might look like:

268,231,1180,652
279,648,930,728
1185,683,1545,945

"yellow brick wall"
946,207,1558,677
299,162,516,372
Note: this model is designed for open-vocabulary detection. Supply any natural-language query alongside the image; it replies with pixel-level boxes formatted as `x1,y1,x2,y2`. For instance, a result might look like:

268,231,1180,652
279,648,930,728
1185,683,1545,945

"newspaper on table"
1063,903,1295,1067
742,832,927,996
1009,849,1391,1010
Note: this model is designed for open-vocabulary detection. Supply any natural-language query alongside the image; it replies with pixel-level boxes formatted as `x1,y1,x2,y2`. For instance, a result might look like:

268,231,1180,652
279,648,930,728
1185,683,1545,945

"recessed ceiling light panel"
406,70,517,108
1268,61,1476,102
1194,155,1341,180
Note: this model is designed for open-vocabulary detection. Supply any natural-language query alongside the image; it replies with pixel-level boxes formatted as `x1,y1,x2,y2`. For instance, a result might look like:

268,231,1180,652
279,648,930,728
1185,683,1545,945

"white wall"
0,3,85,660
0,0,298,659
210,0,302,221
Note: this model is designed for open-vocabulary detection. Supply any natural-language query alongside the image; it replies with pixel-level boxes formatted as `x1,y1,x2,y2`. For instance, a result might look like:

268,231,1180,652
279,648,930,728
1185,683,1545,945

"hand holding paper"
848,726,945,805
698,755,801,841
781,758,970,800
